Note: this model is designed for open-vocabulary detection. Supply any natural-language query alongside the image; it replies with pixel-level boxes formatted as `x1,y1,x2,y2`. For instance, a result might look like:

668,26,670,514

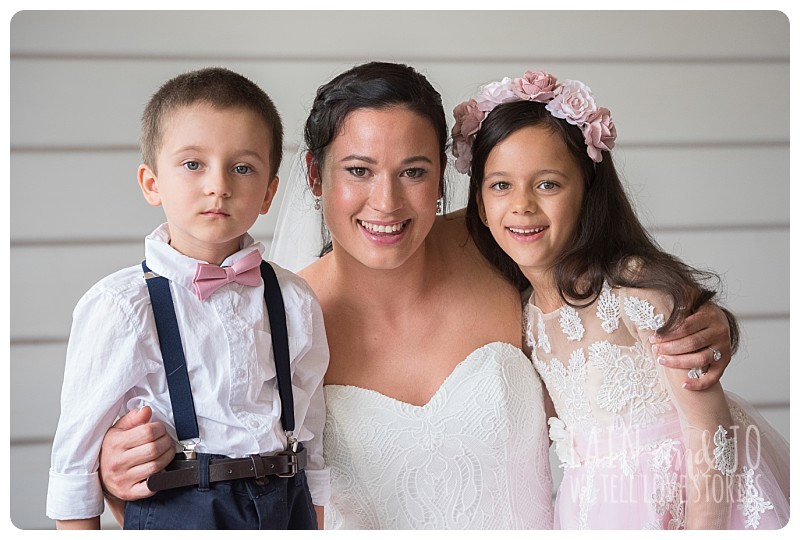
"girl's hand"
651,302,732,391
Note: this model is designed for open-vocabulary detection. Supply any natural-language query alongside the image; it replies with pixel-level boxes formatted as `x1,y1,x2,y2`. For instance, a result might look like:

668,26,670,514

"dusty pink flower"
582,107,616,162
452,98,486,174
452,99,484,138
452,137,474,174
450,69,616,171
545,79,597,126
476,77,517,112
512,70,558,101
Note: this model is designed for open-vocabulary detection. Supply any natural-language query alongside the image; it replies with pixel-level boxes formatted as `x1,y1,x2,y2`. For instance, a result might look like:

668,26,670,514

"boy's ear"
260,176,280,214
138,164,162,207
306,151,322,197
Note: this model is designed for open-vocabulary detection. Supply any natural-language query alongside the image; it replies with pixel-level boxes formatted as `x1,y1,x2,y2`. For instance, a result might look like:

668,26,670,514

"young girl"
455,70,789,529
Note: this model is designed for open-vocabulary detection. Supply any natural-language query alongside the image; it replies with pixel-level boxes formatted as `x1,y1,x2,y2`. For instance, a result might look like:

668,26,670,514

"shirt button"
235,368,246,380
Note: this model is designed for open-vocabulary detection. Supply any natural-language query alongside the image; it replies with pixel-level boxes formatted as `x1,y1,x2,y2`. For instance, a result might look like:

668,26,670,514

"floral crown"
451,70,617,174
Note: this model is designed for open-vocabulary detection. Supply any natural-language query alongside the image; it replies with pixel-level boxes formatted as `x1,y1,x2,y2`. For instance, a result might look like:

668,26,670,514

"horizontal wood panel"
652,228,789,316
11,60,788,149
10,11,789,60
10,317,787,443
617,146,789,229
10,444,119,530
10,146,788,242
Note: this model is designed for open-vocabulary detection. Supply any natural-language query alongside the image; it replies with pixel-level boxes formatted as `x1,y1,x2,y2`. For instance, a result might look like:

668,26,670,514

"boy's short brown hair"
141,67,283,177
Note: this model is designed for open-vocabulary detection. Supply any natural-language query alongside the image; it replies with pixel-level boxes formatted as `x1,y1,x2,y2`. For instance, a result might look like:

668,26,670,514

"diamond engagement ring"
709,346,723,362
688,366,708,379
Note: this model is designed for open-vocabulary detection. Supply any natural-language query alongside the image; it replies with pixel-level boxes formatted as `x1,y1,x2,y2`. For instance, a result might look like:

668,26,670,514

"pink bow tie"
192,250,262,300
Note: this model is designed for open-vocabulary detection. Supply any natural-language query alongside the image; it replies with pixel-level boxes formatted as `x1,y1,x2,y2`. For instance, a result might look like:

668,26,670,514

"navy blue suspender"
141,259,295,450
258,261,296,438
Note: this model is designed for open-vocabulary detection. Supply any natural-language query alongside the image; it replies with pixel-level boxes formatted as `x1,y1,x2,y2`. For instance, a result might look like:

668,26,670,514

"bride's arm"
651,302,733,390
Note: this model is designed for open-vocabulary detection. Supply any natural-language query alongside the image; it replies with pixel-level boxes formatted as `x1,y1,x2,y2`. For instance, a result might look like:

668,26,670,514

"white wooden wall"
9,10,789,530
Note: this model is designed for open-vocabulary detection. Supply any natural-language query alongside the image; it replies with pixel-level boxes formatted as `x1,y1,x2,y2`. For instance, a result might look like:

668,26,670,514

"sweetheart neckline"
324,341,526,409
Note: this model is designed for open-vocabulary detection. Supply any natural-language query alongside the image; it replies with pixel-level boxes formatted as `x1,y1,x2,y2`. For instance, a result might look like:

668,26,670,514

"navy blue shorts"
123,455,317,530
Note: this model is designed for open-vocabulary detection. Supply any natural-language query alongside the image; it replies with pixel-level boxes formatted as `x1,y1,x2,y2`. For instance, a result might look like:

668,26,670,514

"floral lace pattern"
647,439,685,530
624,295,665,331
559,306,585,341
588,340,672,428
713,425,737,476
533,348,594,430
537,310,552,353
323,342,554,529
596,284,621,334
738,467,775,529
526,287,786,529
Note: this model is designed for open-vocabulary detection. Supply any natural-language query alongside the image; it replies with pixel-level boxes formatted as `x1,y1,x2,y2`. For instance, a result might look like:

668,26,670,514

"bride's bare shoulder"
431,209,469,247
298,256,330,295
432,211,513,288
433,210,486,262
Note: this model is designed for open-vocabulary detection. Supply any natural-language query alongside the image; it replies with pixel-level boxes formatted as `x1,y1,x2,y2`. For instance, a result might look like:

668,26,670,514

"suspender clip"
286,431,299,452
178,440,198,460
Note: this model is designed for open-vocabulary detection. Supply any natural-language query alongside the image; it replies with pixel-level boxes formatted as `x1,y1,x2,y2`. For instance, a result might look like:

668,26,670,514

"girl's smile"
480,125,585,289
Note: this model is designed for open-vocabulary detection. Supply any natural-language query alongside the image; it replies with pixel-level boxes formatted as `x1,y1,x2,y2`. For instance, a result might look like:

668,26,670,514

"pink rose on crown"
452,99,484,139
582,107,617,162
545,79,598,126
512,70,558,101
451,98,486,174
452,137,474,175
476,77,517,112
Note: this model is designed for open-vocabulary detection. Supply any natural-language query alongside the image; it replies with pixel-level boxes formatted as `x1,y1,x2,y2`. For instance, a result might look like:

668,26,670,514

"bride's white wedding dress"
322,341,554,529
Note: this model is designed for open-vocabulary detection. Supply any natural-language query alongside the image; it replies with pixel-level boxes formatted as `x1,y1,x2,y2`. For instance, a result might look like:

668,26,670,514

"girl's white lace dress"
525,284,789,529
322,341,554,529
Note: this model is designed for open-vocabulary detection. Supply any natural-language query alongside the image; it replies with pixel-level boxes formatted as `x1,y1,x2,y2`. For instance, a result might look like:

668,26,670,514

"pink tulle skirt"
553,393,789,529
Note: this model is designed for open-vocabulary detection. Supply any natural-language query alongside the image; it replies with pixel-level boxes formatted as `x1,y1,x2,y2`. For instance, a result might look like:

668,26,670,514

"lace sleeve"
619,286,736,529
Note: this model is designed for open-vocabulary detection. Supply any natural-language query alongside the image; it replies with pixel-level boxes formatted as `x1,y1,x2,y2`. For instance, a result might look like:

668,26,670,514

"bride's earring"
313,196,321,211
436,198,443,215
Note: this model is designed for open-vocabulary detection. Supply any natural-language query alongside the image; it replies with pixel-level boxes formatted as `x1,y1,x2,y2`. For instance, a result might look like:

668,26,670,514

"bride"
98,61,734,529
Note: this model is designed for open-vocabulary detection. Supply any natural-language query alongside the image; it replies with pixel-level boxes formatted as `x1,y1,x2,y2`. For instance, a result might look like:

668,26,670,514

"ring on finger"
688,367,704,379
709,346,723,362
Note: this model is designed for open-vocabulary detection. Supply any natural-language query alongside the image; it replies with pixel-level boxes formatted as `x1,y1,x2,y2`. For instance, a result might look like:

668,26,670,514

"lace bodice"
525,284,787,529
525,283,674,434
323,341,554,529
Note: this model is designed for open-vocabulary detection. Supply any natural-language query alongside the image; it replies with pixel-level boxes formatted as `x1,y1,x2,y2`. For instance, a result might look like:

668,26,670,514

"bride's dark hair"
303,61,448,255
466,100,739,346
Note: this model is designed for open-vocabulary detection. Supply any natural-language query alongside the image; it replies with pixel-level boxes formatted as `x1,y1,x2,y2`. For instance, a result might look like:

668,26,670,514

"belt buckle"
276,451,298,478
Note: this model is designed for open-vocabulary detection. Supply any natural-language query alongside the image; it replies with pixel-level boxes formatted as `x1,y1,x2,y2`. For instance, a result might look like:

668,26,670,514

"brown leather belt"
146,448,307,492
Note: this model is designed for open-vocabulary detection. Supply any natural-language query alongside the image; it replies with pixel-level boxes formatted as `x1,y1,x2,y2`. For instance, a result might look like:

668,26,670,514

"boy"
46,67,329,529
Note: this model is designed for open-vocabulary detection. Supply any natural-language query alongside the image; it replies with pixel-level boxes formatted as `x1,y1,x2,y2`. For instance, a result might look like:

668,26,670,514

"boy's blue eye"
234,165,252,174
184,161,200,171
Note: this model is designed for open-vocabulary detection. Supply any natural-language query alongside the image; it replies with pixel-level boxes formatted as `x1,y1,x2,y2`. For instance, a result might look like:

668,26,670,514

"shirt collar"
144,223,265,292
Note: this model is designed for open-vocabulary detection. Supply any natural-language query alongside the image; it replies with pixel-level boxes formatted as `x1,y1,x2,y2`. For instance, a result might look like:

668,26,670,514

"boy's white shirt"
46,223,330,520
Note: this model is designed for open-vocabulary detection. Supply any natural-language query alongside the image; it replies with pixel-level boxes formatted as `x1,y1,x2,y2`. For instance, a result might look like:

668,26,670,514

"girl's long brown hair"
466,101,739,349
